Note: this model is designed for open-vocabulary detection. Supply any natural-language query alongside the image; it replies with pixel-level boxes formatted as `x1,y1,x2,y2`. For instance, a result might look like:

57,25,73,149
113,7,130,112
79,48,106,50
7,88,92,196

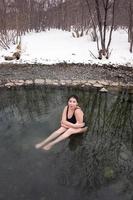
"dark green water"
0,86,133,200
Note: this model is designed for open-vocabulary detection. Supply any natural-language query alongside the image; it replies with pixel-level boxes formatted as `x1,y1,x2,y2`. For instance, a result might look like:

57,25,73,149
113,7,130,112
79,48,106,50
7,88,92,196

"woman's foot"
83,126,88,132
42,144,53,150
35,142,45,149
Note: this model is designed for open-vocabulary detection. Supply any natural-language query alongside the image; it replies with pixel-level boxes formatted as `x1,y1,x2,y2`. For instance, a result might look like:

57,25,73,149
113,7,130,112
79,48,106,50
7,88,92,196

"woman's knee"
56,127,66,134
63,128,74,138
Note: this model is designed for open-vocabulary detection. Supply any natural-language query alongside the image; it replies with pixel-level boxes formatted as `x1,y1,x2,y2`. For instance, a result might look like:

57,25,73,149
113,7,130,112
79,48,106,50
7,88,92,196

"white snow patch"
0,28,133,67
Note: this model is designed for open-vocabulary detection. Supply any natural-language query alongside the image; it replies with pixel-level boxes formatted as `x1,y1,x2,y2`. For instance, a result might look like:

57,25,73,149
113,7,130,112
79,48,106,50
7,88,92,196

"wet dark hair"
67,95,79,103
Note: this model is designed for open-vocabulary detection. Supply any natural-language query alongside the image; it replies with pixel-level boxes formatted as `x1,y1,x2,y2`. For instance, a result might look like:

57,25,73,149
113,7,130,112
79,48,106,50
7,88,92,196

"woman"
35,95,88,150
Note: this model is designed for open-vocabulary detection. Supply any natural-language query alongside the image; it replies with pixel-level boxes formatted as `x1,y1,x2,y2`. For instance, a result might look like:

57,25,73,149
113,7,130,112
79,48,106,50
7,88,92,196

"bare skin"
35,127,67,149
43,126,88,150
35,97,88,150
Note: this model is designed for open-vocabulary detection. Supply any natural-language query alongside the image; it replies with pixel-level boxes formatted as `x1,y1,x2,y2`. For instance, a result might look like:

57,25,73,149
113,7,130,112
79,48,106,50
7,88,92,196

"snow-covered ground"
0,29,133,66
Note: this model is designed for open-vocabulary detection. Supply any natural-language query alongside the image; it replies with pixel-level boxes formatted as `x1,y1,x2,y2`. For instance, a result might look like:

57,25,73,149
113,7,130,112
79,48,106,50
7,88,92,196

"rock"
15,82,24,86
45,79,59,85
25,80,33,85
60,80,66,85
111,82,119,86
104,166,114,178
15,80,24,86
52,80,59,85
5,82,14,88
4,52,21,61
64,80,72,85
93,83,103,88
98,80,109,86
34,79,45,85
80,80,87,84
100,87,108,92
85,82,92,86
88,80,97,85
72,80,80,86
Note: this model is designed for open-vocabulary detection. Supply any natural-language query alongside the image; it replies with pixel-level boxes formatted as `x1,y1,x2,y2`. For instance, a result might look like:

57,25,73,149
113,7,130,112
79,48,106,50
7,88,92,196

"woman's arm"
61,121,84,129
74,108,84,124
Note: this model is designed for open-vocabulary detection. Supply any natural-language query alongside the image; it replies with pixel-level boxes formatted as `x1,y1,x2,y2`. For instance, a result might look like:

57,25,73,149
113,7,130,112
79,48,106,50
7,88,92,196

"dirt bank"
0,63,132,84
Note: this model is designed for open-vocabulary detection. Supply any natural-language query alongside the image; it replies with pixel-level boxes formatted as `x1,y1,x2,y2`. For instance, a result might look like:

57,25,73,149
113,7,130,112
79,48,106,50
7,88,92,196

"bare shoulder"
63,106,68,112
75,107,83,115
62,106,68,120
64,105,68,110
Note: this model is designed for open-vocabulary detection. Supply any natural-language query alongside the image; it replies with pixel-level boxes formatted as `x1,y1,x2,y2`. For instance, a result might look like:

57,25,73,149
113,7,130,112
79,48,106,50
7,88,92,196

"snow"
0,28,133,67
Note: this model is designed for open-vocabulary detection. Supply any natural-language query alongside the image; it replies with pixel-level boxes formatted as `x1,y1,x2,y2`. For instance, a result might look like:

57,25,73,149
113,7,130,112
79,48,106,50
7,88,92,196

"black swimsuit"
66,106,77,124
66,106,86,127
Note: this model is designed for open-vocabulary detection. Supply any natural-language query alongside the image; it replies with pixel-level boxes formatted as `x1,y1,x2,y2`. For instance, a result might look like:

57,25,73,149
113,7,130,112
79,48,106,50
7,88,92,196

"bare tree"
0,0,131,54
128,0,133,52
85,0,117,59
0,0,7,34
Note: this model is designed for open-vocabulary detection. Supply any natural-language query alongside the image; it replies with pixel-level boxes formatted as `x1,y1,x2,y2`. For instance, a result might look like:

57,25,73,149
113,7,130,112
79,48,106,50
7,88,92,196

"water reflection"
0,86,132,200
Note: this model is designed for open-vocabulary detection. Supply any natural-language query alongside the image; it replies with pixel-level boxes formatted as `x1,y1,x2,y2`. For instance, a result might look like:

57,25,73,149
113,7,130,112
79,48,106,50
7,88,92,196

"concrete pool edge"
0,78,133,93
0,63,132,92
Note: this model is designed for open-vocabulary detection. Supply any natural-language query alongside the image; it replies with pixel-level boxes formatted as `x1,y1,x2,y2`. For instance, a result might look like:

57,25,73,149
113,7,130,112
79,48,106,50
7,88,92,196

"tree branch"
107,0,116,51
95,0,104,49
85,0,99,50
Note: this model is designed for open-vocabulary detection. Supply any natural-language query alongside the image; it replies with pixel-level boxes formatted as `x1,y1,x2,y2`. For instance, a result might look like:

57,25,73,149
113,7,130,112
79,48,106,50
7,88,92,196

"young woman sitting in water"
35,95,88,150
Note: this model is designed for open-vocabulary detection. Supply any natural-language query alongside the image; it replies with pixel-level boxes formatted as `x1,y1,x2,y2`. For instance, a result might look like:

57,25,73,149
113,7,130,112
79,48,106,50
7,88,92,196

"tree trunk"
128,0,133,52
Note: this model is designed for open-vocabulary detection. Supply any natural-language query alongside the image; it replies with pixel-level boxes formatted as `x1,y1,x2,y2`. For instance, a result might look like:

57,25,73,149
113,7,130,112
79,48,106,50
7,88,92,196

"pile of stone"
0,78,133,93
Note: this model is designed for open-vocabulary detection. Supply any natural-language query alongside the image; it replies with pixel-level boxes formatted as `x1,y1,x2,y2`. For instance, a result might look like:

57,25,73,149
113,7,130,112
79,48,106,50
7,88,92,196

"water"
0,86,133,200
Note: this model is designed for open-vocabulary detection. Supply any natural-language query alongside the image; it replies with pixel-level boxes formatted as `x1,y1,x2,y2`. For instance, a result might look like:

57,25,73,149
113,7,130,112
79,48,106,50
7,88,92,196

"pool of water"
0,86,133,200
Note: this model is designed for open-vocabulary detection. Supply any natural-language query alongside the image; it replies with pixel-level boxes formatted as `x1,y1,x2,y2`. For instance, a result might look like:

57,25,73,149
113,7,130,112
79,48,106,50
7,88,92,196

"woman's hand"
74,122,85,128
61,121,69,129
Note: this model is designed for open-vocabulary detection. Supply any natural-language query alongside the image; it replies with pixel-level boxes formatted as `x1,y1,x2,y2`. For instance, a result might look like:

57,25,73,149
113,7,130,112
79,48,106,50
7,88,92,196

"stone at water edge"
100,87,108,92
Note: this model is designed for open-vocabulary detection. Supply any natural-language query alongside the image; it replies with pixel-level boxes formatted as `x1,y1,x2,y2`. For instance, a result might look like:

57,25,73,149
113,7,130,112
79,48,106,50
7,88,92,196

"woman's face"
68,97,78,109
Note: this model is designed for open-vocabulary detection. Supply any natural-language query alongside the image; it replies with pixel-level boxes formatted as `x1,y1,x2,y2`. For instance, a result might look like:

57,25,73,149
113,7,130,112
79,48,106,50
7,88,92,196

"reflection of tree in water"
0,86,66,123
0,86,133,198
54,90,133,198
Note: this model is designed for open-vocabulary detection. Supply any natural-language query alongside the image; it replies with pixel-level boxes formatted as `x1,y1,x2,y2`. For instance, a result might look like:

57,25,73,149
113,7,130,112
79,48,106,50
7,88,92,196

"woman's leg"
35,127,67,149
43,126,88,150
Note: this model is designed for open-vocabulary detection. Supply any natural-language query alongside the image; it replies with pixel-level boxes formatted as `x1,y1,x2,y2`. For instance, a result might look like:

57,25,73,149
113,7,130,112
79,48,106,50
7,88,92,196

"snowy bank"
0,29,133,67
